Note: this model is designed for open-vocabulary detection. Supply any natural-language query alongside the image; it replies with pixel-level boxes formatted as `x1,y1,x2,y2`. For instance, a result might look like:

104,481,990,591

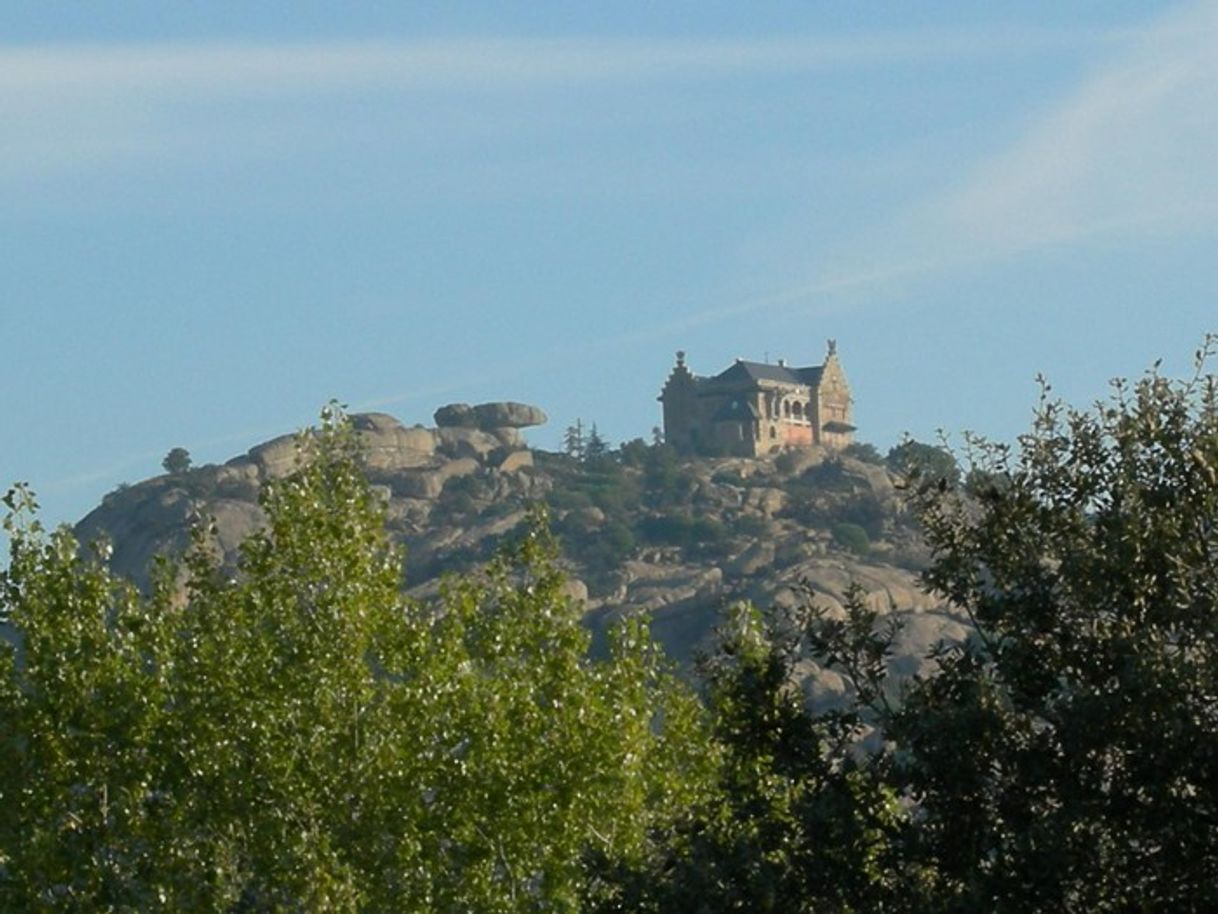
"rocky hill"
75,402,970,710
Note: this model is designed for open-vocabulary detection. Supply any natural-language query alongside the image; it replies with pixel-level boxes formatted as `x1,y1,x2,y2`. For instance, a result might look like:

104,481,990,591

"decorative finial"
676,350,686,367
827,338,837,356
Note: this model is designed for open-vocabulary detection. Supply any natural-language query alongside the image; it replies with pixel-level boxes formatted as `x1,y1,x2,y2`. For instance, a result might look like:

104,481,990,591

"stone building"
658,341,854,456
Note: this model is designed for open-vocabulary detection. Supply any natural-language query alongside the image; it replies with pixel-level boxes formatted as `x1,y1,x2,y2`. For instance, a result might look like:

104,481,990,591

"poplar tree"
0,410,712,912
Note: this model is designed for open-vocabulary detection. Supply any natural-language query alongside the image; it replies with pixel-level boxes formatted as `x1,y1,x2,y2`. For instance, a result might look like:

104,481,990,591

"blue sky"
3,1,1217,531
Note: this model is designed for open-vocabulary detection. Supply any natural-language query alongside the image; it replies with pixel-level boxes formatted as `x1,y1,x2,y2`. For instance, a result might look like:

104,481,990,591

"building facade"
658,341,854,457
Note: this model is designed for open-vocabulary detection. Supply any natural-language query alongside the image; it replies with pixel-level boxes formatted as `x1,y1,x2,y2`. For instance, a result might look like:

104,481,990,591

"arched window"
793,401,804,419
770,426,777,439
783,401,791,417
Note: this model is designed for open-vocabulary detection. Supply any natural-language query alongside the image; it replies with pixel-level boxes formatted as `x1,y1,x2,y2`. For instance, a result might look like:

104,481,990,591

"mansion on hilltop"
659,341,855,457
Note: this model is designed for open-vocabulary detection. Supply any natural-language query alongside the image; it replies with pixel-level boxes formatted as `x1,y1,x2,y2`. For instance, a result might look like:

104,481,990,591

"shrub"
831,521,870,556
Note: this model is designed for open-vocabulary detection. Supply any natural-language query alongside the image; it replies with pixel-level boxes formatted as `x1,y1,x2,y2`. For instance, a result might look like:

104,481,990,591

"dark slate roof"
794,366,824,386
706,360,823,388
711,399,761,422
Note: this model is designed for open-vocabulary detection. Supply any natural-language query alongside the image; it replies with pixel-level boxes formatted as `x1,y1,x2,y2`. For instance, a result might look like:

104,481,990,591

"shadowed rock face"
433,403,475,427
73,403,961,701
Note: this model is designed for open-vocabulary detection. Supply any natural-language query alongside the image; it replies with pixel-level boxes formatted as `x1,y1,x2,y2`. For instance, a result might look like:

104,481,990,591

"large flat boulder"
434,401,547,430
472,402,547,429
361,426,437,473
243,434,299,480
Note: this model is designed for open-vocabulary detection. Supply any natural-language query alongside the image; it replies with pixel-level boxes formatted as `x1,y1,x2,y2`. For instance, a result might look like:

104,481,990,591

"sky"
3,1,1218,532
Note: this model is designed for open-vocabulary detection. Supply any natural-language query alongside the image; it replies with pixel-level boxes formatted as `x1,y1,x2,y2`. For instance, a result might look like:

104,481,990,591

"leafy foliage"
587,603,904,913
886,439,959,488
842,441,884,464
162,447,192,475
831,521,871,556
599,344,1218,912
0,410,712,911
29,342,1218,911
874,356,1218,910
584,424,609,460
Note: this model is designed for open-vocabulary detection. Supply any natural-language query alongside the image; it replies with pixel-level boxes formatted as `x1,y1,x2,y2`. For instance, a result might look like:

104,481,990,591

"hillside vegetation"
7,349,1218,910
76,406,961,704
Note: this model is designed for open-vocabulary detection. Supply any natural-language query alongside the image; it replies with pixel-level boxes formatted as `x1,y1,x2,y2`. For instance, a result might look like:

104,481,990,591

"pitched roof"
794,365,823,386
706,360,823,388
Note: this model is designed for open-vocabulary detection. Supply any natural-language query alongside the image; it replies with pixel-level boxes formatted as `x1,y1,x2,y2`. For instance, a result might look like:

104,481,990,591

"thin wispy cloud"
0,28,1119,178
663,0,1218,332
603,259,935,350
0,28,1119,98
937,0,1218,253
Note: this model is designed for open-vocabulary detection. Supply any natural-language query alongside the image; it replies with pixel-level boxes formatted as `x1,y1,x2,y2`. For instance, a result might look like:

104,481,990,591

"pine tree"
564,419,585,460
585,423,609,460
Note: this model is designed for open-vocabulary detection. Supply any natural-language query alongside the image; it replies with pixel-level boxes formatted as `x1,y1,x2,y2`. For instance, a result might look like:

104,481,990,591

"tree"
616,438,649,468
843,441,883,464
563,419,585,461
885,439,958,488
601,343,1218,912
584,423,609,460
0,409,713,911
830,349,1218,910
831,521,871,556
587,603,904,913
162,446,191,475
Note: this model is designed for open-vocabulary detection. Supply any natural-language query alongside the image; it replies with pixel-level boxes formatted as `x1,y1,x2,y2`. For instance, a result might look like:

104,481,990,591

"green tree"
885,439,958,488
588,603,904,913
806,349,1218,911
603,344,1218,912
616,438,649,468
563,420,585,461
872,356,1218,911
831,521,871,556
0,485,183,910
584,423,609,461
843,441,883,464
0,409,712,911
162,446,192,475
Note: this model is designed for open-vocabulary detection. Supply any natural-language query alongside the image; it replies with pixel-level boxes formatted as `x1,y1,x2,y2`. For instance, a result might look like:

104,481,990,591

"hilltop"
75,402,968,708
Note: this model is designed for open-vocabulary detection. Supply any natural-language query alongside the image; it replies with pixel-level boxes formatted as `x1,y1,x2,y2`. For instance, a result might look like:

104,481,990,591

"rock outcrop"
74,402,954,704
78,402,546,588
434,401,547,430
